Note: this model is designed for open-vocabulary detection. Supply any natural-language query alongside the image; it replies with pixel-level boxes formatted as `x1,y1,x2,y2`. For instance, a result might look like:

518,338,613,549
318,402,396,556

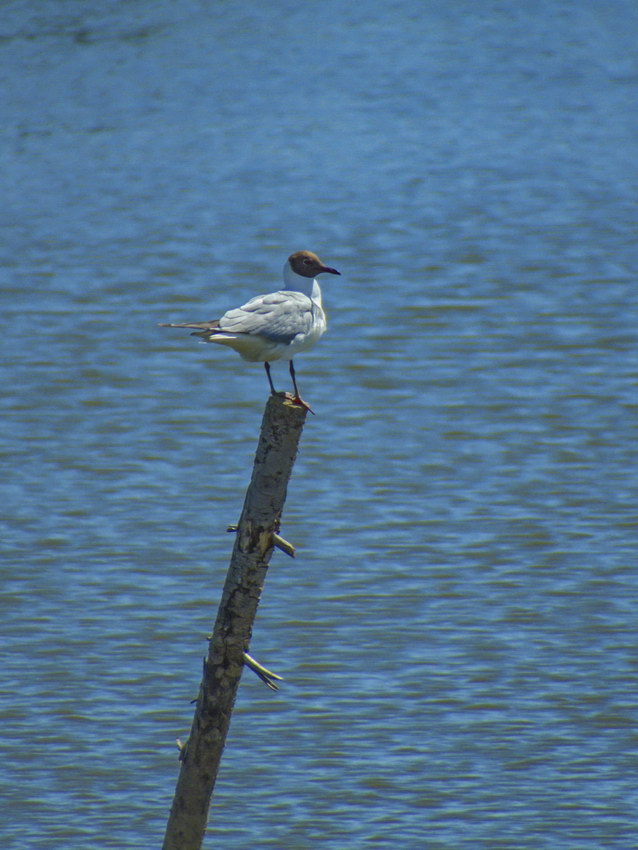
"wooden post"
162,394,308,850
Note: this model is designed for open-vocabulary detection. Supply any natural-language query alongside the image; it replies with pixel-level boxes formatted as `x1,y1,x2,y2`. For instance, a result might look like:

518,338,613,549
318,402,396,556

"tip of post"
266,393,311,416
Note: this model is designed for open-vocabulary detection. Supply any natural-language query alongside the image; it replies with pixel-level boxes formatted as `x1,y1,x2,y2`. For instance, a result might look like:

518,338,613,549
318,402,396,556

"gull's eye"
303,258,312,265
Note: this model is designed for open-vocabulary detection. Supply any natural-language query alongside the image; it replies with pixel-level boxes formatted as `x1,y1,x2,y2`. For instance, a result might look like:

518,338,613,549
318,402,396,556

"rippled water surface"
2,1,638,847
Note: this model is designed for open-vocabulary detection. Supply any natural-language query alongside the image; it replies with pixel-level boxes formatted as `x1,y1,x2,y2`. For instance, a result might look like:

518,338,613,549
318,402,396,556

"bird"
159,250,340,411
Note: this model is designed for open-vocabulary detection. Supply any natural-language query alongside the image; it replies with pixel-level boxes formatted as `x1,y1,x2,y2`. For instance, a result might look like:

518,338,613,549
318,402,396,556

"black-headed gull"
160,250,340,410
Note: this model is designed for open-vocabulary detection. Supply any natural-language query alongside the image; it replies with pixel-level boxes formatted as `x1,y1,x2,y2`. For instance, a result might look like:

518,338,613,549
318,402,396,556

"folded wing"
218,291,314,345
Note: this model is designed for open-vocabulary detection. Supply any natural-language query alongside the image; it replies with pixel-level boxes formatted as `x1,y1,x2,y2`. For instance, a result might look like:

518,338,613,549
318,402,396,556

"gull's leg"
289,361,314,414
264,361,277,395
289,360,300,398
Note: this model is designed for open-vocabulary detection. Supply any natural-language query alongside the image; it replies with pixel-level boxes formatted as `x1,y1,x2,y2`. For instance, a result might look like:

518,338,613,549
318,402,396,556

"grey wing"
218,291,313,343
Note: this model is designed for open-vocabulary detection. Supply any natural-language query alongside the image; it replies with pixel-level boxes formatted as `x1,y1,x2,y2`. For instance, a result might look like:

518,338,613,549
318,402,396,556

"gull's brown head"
288,250,341,279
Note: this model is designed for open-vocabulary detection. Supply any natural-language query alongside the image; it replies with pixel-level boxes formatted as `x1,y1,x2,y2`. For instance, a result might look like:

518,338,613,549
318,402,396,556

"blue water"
2,1,638,847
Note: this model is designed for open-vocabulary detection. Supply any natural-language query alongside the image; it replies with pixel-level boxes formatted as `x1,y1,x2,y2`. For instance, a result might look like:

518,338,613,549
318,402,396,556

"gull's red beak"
320,265,341,276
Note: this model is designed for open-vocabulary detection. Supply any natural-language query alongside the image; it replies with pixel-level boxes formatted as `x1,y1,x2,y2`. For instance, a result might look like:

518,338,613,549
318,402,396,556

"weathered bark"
162,394,307,850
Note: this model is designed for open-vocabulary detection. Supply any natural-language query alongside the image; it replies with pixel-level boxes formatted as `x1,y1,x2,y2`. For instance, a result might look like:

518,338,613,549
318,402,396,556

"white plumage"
160,250,340,409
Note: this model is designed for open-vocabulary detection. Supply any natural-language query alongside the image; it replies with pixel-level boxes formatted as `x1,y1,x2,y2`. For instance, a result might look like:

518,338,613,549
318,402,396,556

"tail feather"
159,320,221,330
